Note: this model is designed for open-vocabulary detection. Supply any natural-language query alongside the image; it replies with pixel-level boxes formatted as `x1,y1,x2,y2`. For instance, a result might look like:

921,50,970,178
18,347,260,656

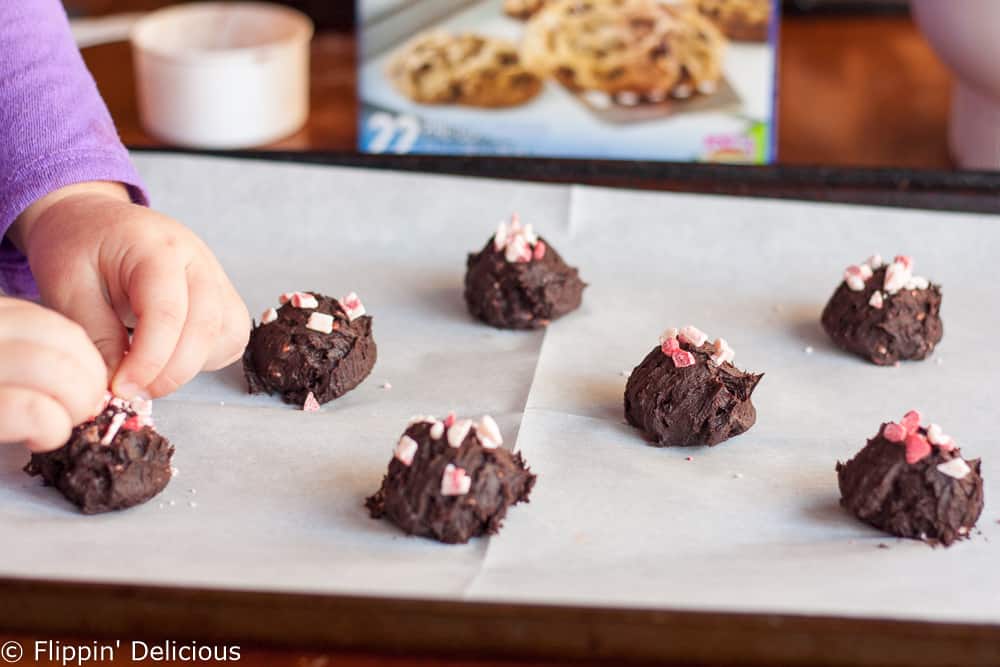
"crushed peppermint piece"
306,312,334,334
926,423,950,446
904,433,932,464
476,415,503,449
100,412,128,445
131,396,153,416
883,261,912,294
171,467,179,477
505,234,532,263
279,292,296,304
395,435,418,466
868,292,884,309
672,350,696,368
937,458,972,480
710,337,734,366
122,416,146,432
894,255,914,270
883,422,907,442
291,292,319,309
494,220,509,251
866,254,884,269
260,307,278,324
339,292,366,321
303,392,321,412
493,213,545,264
901,410,922,433
906,276,930,290
429,421,445,440
408,415,435,425
443,412,456,428
844,265,868,291
447,419,473,448
679,325,708,347
659,328,679,345
661,337,681,356
441,464,472,496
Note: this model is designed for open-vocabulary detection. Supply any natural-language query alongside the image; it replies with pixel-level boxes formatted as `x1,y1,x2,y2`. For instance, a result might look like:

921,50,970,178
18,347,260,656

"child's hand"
0,297,107,452
10,182,250,399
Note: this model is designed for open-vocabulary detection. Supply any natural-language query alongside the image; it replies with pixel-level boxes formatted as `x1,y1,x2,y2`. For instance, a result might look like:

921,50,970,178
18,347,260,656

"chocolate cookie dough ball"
837,410,984,546
625,326,763,447
243,291,376,407
24,394,173,514
821,255,943,365
464,214,586,329
366,413,536,544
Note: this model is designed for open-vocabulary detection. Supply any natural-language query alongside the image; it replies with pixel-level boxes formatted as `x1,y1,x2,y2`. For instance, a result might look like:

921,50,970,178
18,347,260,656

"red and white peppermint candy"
291,292,319,309
505,234,532,263
279,292,296,305
926,423,954,449
937,458,972,480
883,422,907,443
710,337,734,366
510,212,522,232
904,432,932,464
429,421,445,440
122,415,149,432
900,409,922,434
679,325,708,347
447,419,473,448
866,254,884,270
883,261,912,294
441,464,472,496
533,240,547,261
658,328,679,345
261,307,278,324
905,276,929,290
475,415,503,449
100,411,128,445
130,396,153,417
661,337,681,356
443,412,456,428
339,292,366,321
844,265,868,292
407,415,435,426
868,292,884,309
521,223,538,245
302,392,321,412
306,312,334,334
672,350,696,368
395,435,418,466
494,220,509,251
894,255,914,270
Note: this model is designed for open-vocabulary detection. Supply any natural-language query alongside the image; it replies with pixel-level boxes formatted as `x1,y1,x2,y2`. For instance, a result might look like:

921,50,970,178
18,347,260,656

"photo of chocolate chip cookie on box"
521,0,728,107
386,31,543,108
697,0,772,42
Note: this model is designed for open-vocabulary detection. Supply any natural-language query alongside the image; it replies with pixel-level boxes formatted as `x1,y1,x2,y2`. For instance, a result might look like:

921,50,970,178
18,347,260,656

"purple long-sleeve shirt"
0,0,147,297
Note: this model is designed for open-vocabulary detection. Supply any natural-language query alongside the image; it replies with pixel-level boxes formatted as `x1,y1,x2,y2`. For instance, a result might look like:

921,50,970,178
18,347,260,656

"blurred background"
64,0,963,168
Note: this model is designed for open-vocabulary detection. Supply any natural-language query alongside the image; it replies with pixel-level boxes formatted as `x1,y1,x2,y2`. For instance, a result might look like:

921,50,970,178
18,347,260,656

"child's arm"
0,297,107,452
0,0,147,298
1,1,250,399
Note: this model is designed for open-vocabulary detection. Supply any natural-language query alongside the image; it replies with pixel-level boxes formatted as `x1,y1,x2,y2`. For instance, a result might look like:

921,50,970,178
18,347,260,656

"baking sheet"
1,154,997,624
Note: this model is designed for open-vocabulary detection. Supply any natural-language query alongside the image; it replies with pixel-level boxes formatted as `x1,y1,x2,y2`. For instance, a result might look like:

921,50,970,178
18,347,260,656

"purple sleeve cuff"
0,150,149,298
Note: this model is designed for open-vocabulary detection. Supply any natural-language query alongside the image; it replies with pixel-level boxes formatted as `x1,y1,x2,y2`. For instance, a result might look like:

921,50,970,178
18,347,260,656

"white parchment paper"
1,154,997,623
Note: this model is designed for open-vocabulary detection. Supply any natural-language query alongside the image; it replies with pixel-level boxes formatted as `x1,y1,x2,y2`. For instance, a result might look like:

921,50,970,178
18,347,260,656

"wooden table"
83,14,954,168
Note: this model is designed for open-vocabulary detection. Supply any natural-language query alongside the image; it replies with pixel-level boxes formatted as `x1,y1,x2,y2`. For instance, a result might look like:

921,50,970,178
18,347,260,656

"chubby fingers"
112,256,189,398
145,266,250,396
0,386,74,452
